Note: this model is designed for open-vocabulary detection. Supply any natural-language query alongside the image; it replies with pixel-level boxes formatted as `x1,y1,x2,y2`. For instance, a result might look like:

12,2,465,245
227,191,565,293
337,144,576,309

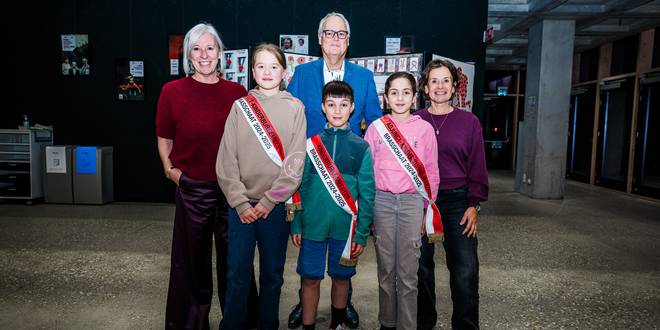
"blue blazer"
288,59,382,137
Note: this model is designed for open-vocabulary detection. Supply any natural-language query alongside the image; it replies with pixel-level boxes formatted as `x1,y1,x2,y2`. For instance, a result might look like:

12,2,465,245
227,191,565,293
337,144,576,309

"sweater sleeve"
216,103,251,214
467,116,489,206
260,103,308,210
424,125,440,200
354,147,375,246
363,124,378,161
155,84,175,139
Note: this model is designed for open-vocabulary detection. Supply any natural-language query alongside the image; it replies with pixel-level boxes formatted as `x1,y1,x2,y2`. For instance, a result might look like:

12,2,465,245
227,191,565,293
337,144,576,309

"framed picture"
280,34,309,55
224,49,250,90
384,35,415,55
168,34,184,76
116,59,145,101
61,34,91,76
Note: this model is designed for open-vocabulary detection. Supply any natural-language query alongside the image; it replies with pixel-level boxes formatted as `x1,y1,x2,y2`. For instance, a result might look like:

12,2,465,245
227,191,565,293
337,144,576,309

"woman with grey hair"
156,22,257,329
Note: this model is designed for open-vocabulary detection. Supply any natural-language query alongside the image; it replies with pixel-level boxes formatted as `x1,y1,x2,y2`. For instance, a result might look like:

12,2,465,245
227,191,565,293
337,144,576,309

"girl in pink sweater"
364,72,439,330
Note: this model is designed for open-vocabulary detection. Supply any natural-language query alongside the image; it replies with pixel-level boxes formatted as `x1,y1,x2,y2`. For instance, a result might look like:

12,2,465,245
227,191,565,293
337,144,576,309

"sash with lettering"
372,116,444,242
306,135,360,266
236,93,301,220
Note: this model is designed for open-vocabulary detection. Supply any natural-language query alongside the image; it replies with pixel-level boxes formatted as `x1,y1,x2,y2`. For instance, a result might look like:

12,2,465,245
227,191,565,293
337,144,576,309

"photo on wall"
168,34,184,76
61,34,91,76
116,59,145,101
280,35,309,55
224,49,249,90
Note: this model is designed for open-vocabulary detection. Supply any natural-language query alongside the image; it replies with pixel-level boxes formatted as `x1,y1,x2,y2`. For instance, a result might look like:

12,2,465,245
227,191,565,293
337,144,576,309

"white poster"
385,37,401,55
224,49,250,90
46,146,67,174
432,54,475,111
129,61,144,77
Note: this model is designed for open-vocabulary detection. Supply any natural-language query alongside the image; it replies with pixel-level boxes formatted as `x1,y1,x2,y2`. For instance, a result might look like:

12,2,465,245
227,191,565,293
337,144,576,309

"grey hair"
317,12,351,37
182,23,224,76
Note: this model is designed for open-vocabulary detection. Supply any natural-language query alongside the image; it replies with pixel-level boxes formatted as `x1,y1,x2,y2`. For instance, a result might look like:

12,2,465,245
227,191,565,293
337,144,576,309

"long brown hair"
251,43,287,90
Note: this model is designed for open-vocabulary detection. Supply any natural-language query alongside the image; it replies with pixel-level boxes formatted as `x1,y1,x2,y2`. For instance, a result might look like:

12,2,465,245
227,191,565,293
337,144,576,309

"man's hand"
460,206,478,237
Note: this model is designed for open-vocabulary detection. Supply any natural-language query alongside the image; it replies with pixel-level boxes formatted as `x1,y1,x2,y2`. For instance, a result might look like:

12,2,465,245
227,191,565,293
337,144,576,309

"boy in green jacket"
290,81,375,330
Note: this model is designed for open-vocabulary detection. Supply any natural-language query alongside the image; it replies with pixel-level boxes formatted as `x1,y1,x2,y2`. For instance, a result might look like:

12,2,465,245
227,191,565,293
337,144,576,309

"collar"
323,123,351,135
323,60,345,83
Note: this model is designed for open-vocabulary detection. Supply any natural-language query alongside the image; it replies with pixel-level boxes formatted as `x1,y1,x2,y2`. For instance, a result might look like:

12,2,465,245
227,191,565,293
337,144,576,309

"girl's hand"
253,203,271,219
239,207,258,223
351,243,364,257
460,207,478,237
291,234,301,247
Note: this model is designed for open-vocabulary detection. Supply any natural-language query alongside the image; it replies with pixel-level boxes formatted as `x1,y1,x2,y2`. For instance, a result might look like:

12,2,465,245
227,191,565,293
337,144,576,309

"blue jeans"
221,204,289,330
417,187,479,330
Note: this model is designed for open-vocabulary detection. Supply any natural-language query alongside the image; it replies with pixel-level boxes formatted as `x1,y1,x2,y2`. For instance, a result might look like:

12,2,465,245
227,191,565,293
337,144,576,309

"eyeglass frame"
321,29,349,39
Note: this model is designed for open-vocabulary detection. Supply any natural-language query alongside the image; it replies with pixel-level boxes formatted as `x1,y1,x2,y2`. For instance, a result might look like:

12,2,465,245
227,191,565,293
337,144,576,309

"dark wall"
4,0,487,202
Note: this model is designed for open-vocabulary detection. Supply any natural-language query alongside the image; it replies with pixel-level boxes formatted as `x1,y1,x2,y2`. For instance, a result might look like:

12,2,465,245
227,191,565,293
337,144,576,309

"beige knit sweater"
216,88,307,214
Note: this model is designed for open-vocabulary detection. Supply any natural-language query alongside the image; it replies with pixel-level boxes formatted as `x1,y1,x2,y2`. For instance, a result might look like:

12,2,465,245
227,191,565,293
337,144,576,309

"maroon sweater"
416,108,489,207
156,77,247,181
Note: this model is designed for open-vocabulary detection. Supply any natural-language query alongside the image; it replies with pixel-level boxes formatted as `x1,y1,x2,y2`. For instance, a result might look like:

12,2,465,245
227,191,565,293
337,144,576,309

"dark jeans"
165,174,257,329
417,187,479,330
222,204,289,330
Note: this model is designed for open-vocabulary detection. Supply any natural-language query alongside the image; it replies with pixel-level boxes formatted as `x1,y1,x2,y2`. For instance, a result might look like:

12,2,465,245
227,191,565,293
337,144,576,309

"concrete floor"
1,171,659,329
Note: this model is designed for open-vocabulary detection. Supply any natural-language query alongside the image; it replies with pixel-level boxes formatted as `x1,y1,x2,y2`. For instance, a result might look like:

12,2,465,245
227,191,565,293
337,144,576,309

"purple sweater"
416,108,488,206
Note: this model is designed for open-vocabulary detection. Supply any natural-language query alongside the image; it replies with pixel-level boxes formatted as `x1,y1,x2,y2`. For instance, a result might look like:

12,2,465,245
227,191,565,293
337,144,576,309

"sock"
302,323,315,330
330,305,346,328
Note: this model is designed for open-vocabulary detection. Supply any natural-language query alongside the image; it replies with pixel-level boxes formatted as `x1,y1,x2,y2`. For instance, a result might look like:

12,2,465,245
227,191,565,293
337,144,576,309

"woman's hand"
460,206,478,237
351,243,365,257
169,168,182,186
291,234,301,248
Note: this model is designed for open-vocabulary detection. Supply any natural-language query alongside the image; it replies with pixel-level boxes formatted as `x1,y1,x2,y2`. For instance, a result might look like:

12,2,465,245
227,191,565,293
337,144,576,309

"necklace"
430,110,450,135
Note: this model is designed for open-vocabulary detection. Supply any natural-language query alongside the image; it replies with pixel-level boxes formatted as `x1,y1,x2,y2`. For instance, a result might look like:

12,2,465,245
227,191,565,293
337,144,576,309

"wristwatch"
474,204,481,213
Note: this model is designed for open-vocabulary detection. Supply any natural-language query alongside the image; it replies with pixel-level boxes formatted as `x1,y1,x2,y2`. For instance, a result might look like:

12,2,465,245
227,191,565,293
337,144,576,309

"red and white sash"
306,135,359,266
236,93,301,219
372,116,444,242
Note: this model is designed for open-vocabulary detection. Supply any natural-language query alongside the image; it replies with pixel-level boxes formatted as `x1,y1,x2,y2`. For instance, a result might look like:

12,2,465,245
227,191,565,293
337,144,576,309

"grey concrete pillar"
519,20,575,199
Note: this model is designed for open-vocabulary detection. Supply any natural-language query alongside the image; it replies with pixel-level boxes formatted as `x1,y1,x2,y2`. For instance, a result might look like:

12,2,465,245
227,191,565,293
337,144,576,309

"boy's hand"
351,243,364,257
291,234,301,248
239,207,258,223
253,203,271,219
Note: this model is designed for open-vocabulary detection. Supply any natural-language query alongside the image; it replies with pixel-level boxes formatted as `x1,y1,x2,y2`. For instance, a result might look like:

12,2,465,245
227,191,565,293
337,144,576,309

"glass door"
566,84,596,183
595,78,634,191
632,75,660,199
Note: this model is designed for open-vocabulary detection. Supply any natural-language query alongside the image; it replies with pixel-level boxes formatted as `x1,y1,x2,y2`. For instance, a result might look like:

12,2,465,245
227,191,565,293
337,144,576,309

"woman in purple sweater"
415,59,489,330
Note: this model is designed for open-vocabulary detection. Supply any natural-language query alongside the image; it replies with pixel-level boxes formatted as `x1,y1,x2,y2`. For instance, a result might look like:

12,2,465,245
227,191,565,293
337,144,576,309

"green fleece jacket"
291,125,375,246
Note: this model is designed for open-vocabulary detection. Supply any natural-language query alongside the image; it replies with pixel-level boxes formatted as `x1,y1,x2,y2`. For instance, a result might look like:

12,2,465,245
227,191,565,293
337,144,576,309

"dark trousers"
417,187,480,330
222,204,289,330
165,174,258,330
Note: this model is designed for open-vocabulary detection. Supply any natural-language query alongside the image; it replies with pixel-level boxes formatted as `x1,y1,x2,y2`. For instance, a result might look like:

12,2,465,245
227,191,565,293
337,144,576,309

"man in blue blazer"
287,12,382,330
288,13,382,138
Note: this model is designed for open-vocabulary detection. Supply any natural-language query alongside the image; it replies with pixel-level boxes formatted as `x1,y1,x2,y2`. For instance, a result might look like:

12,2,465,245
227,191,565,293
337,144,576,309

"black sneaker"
287,303,303,329
344,302,359,329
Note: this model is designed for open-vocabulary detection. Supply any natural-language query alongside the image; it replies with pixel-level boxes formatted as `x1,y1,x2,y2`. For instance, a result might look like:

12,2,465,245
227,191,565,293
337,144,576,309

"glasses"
322,30,349,39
